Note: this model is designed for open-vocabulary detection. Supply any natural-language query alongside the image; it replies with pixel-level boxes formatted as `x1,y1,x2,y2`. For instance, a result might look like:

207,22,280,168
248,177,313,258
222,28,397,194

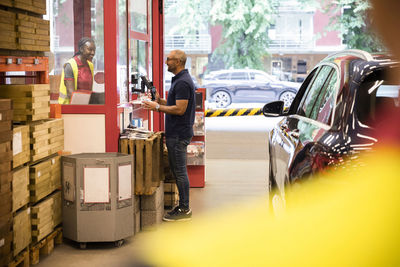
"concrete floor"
37,116,277,267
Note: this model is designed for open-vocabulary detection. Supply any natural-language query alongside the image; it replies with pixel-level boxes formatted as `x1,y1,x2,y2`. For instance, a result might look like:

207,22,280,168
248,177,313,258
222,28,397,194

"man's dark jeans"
166,136,192,209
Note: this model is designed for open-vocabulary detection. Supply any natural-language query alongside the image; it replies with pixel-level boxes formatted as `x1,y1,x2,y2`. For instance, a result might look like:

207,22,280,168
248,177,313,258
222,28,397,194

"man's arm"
143,99,188,116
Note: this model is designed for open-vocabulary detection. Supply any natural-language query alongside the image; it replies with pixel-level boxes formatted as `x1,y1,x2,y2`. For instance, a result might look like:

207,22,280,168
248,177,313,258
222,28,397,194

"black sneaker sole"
162,216,192,222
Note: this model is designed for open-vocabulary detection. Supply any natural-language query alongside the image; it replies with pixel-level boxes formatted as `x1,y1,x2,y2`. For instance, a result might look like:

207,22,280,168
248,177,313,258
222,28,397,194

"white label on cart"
27,207,31,215
83,167,109,203
118,164,132,200
52,159,55,164
38,171,41,177
0,238,4,247
13,131,22,155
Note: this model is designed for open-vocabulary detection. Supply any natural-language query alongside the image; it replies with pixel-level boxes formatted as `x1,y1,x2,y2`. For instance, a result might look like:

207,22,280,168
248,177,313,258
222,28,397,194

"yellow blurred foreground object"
139,147,400,266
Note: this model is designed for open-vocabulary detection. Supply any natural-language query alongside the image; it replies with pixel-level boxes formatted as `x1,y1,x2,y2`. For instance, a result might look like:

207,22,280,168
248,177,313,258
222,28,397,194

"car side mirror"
263,101,284,117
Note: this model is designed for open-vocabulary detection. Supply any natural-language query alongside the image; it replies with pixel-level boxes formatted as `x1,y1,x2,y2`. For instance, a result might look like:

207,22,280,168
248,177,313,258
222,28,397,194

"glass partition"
130,0,147,33
49,0,105,105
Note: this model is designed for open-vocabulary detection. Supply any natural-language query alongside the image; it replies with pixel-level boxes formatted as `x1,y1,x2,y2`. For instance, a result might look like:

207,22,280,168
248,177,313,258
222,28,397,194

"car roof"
207,69,270,77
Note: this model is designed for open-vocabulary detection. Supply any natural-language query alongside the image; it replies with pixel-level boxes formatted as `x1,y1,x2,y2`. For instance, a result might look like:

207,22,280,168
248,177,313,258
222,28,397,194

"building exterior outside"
264,0,344,82
164,0,211,85
208,0,344,83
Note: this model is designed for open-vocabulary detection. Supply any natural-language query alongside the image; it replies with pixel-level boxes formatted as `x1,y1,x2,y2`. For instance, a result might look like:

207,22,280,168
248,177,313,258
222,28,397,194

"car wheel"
213,90,232,108
279,91,296,109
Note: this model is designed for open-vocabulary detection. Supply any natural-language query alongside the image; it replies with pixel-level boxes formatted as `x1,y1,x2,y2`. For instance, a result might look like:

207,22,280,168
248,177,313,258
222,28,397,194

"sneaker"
163,207,192,221
166,206,181,216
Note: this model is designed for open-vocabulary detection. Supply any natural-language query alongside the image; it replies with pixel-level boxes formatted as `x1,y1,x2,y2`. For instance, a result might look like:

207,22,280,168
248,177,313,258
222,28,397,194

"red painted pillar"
104,0,119,152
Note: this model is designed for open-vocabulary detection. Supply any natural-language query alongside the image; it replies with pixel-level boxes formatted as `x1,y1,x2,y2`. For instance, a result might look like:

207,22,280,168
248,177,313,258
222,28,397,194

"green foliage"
210,0,278,70
166,0,211,35
323,0,385,52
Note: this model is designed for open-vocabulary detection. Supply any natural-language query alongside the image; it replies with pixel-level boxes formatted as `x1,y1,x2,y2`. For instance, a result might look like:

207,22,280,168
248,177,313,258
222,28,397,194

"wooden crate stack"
30,194,53,243
30,191,61,243
0,99,13,266
12,125,30,168
30,119,63,162
12,207,31,257
12,166,29,213
0,84,50,122
0,1,49,52
29,154,61,203
0,9,16,50
119,131,164,195
17,13,50,52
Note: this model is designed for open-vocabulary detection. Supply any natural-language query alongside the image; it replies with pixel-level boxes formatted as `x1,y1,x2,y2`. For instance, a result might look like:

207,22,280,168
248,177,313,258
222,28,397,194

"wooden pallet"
119,131,164,195
29,226,62,265
8,247,29,267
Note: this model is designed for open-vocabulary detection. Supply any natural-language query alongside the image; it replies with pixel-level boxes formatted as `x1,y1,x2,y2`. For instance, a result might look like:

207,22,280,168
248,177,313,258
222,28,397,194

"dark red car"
263,49,399,211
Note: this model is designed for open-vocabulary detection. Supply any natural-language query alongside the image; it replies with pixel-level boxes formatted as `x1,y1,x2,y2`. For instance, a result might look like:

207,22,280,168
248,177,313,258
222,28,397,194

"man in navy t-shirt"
142,50,195,221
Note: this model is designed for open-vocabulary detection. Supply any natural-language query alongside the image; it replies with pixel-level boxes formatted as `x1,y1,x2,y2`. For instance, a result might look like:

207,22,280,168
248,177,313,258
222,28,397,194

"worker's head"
76,37,96,62
166,50,187,74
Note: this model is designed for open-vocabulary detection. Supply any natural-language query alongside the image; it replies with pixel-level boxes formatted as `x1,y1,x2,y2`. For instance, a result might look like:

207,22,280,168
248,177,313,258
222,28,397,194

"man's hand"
142,100,158,111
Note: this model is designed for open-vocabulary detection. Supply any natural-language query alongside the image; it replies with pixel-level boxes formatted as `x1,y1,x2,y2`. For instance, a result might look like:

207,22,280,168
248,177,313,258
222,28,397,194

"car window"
297,66,333,118
230,72,248,80
215,73,229,80
250,72,273,82
312,70,338,125
356,67,400,126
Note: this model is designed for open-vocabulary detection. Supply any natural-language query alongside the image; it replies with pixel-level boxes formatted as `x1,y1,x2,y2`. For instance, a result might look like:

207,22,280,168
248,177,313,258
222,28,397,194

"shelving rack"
0,56,49,84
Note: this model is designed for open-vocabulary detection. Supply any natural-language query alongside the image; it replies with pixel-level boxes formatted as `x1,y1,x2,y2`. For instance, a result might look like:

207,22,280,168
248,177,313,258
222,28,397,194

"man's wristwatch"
155,103,160,111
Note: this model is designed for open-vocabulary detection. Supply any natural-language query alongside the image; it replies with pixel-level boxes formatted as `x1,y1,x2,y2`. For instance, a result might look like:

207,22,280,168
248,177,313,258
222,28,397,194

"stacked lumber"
0,99,13,266
12,166,29,212
0,9,16,50
0,84,50,122
30,119,64,162
119,131,164,195
30,195,53,243
51,191,61,227
30,191,61,243
14,0,46,15
29,154,60,203
49,155,61,191
0,0,46,15
12,125,30,168
12,207,31,256
17,13,50,52
0,212,12,266
0,6,49,51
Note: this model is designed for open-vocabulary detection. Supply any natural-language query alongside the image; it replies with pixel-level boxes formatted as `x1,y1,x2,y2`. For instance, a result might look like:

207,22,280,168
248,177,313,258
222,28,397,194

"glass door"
118,0,153,129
